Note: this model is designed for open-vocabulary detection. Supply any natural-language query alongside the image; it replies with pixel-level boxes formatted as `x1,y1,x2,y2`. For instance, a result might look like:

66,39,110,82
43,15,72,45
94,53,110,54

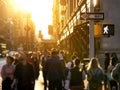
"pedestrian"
107,59,118,90
12,52,35,90
58,50,66,68
27,51,33,64
31,52,40,80
70,59,86,90
41,49,50,90
104,51,110,70
104,51,110,89
64,59,73,90
66,54,77,70
87,58,104,90
1,56,15,90
111,52,119,66
13,52,20,65
45,50,65,90
64,53,79,90
111,63,120,90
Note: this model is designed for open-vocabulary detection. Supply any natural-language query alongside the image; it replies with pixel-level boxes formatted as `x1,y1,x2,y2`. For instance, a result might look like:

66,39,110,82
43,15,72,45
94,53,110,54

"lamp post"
8,18,14,50
24,12,31,51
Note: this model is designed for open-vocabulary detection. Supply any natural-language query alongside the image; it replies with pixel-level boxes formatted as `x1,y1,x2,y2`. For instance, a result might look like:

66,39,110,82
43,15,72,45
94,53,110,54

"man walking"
45,50,64,90
13,53,35,90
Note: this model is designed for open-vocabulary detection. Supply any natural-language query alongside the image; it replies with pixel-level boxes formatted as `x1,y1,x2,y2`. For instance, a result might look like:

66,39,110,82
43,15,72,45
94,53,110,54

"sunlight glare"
93,0,97,7
14,0,53,39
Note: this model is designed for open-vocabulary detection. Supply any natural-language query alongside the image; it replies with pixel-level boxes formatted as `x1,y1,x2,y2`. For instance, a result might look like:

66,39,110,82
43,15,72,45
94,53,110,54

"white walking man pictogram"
103,26,109,34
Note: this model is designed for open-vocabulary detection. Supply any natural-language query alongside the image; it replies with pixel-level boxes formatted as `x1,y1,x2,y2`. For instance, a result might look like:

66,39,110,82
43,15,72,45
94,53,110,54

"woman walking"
1,56,15,90
87,58,104,90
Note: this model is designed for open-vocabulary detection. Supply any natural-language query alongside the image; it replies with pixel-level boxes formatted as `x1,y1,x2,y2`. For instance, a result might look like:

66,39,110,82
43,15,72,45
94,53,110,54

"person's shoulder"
40,55,45,60
113,63,120,70
2,64,7,67
71,66,79,72
45,57,52,61
2,64,7,69
27,62,33,66
96,67,104,74
15,63,22,69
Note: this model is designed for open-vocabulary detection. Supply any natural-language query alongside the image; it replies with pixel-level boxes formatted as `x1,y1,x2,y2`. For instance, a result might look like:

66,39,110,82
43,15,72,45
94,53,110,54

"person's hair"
7,56,14,63
111,52,117,57
19,53,27,61
87,57,101,70
71,55,76,60
51,50,58,56
104,51,110,57
75,59,80,66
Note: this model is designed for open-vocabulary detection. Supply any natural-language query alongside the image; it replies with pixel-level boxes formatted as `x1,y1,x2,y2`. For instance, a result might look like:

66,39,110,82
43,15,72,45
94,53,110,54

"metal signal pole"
89,0,95,58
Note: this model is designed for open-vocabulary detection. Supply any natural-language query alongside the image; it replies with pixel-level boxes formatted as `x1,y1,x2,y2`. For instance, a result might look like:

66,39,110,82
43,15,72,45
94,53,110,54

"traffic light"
102,24,114,36
94,22,115,37
94,23,102,37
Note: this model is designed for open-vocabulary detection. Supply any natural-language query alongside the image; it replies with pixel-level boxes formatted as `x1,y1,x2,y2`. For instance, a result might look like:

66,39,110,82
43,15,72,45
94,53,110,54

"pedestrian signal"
102,24,114,35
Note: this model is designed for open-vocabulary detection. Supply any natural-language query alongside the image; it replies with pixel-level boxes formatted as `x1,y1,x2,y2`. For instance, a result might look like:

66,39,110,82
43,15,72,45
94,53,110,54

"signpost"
80,1,104,58
80,13,104,20
89,0,95,58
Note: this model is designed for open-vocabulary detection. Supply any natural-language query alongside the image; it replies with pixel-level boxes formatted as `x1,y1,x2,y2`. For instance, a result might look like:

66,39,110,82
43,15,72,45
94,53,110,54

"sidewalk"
34,71,46,90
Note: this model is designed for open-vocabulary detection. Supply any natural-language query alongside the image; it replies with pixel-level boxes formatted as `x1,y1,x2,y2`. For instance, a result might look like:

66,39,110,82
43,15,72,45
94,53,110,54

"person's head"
32,52,37,57
71,55,76,60
42,49,48,55
111,52,117,58
88,57,100,70
104,51,110,57
14,52,20,59
73,51,78,56
6,56,14,65
75,59,80,67
19,53,27,65
51,50,58,57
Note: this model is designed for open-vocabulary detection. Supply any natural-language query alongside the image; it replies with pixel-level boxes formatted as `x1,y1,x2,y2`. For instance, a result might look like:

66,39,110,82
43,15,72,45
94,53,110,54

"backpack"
70,67,84,88
112,64,120,82
89,69,101,89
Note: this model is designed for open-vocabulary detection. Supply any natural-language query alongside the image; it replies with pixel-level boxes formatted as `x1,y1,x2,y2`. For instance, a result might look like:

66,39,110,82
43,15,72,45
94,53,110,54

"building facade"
0,0,36,51
52,0,120,62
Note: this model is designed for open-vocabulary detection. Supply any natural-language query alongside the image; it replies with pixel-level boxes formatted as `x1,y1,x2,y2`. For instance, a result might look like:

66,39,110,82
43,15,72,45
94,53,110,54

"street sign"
80,13,104,20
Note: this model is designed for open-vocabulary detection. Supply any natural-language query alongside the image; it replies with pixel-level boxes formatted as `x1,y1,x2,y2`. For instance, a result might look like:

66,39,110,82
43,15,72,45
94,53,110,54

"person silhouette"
103,26,109,34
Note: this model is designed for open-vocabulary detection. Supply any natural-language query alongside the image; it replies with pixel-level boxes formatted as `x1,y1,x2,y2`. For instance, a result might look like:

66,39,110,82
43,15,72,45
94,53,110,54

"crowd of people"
0,49,120,90
1,51,40,90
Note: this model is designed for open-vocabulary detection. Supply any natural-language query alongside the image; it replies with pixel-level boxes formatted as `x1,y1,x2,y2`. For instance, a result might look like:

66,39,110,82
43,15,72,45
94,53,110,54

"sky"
14,0,53,39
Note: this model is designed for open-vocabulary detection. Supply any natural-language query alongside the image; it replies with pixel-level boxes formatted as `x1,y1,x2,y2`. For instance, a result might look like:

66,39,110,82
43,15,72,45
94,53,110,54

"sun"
13,0,53,39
